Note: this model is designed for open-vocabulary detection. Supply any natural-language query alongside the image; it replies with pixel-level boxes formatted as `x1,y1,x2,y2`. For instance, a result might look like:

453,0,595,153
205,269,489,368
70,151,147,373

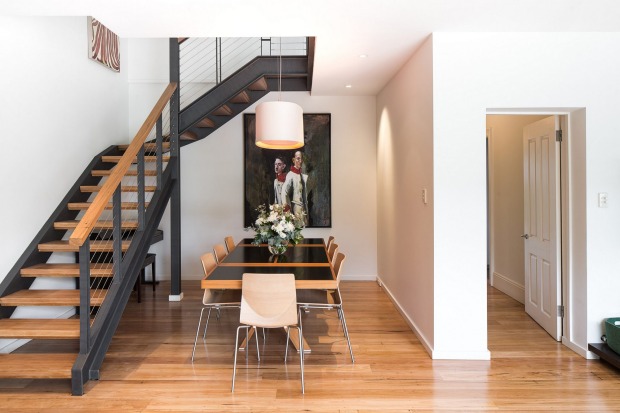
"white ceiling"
3,0,620,95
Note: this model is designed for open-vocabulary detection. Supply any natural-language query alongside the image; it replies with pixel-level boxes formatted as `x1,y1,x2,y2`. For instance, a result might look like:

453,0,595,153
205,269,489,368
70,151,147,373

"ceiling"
3,0,620,95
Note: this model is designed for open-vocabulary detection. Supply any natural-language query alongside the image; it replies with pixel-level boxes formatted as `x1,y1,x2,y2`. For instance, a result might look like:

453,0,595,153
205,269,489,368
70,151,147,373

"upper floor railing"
179,37,308,110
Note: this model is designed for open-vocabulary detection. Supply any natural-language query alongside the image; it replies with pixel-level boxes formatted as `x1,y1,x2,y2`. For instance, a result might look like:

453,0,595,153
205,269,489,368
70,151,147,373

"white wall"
0,16,128,352
487,115,547,303
433,32,620,357
0,16,128,282
376,37,436,354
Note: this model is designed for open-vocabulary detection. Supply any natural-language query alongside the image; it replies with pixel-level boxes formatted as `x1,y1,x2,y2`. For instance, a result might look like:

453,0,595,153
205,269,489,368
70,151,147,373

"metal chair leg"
297,324,305,394
338,306,355,363
254,326,260,362
191,307,207,362
202,307,213,339
232,325,248,392
285,327,291,362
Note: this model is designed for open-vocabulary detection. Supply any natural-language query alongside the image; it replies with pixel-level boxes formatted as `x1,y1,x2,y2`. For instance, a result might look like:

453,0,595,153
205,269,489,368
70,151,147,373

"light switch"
598,192,608,208
422,188,428,204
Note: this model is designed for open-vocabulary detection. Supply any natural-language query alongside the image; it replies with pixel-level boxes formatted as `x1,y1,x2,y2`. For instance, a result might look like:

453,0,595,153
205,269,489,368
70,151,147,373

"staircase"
0,36,313,395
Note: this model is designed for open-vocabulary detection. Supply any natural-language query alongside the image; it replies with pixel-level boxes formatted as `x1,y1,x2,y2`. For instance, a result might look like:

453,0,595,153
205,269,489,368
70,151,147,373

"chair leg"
192,307,207,362
296,324,305,394
338,306,355,363
232,325,248,392
202,308,213,339
254,326,260,362
285,327,291,362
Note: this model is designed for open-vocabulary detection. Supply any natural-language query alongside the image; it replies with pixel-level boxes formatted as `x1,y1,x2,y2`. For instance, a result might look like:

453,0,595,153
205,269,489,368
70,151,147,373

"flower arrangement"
246,204,305,254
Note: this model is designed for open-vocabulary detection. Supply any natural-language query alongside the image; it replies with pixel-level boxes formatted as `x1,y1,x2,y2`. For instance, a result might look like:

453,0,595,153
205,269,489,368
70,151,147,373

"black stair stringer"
178,55,309,143
71,158,177,396
0,145,119,319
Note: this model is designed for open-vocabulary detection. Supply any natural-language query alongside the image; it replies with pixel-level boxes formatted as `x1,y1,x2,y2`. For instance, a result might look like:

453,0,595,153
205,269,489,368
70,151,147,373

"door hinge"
557,305,564,317
556,130,563,142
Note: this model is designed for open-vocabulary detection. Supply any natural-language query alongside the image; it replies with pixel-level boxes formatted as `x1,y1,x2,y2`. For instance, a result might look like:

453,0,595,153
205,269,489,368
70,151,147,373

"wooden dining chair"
191,252,241,362
213,243,228,264
225,236,235,253
296,252,354,363
327,242,339,262
232,273,304,393
326,236,335,250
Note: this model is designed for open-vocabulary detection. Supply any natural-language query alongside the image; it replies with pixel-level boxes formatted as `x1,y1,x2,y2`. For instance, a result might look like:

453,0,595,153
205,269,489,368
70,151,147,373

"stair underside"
21,263,114,277
0,290,106,306
54,220,139,230
0,319,80,339
39,240,131,252
0,354,75,379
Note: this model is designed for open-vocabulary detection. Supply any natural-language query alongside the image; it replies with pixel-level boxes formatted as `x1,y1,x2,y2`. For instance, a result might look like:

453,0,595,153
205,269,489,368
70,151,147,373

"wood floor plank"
0,282,618,411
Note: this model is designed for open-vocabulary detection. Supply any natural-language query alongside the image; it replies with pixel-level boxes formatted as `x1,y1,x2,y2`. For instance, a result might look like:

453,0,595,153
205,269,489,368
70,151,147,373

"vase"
267,240,289,255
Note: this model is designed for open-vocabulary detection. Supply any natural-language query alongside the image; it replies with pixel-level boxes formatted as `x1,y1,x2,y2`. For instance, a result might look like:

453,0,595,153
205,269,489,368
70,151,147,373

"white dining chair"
191,252,241,362
232,273,304,393
297,252,354,363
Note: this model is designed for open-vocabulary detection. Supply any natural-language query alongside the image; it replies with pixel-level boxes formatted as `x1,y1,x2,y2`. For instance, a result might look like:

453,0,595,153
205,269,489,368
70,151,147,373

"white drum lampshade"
255,101,304,149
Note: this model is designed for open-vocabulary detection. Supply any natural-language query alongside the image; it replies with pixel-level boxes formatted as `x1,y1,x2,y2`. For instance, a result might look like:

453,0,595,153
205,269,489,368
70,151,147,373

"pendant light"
255,38,304,149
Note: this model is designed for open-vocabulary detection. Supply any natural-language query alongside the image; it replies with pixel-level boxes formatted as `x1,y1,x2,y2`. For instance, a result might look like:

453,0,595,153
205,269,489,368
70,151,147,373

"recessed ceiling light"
359,54,368,58
345,84,352,88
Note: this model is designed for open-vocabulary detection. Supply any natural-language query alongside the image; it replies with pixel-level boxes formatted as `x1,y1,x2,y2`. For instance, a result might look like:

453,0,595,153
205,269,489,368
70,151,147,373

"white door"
523,116,562,341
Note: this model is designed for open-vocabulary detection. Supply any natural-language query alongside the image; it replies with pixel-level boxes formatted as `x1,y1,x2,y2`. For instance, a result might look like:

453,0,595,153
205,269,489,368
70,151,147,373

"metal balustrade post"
216,37,222,84
112,186,122,283
169,38,182,299
78,240,91,354
137,146,145,231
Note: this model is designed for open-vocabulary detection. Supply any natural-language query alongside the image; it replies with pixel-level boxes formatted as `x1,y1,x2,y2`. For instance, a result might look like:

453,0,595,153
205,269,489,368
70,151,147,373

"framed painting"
244,113,331,228
87,17,120,72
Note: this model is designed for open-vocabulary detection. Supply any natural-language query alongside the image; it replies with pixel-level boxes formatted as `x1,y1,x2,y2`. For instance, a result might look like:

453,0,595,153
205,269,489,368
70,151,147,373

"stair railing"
179,37,307,110
68,82,178,395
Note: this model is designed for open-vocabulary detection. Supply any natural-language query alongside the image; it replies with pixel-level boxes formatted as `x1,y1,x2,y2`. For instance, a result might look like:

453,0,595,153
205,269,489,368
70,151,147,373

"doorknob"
521,234,530,239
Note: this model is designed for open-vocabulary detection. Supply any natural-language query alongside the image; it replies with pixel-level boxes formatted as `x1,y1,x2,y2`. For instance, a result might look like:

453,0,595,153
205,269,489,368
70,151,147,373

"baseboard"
492,271,525,304
377,276,491,360
562,336,593,359
0,307,76,354
376,276,434,357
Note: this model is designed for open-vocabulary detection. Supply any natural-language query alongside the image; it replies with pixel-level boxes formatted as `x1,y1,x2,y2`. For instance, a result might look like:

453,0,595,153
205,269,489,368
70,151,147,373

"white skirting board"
491,271,525,304
377,276,491,360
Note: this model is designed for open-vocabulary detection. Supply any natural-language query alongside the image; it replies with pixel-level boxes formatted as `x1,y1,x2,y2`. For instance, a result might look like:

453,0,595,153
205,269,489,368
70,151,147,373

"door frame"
486,109,571,347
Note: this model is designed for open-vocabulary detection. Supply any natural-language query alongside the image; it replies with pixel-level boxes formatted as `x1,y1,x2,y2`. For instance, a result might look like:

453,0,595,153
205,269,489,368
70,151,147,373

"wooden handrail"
69,83,177,247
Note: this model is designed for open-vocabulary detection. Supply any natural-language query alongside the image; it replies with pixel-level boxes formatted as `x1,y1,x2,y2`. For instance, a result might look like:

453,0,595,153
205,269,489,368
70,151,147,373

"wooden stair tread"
39,240,130,253
212,105,233,116
68,201,149,210
21,263,114,277
180,131,198,141
101,155,170,163
196,118,215,128
249,77,268,91
54,220,139,230
0,289,106,306
0,319,80,339
230,90,250,104
92,169,157,177
80,185,157,193
118,142,170,151
0,354,75,379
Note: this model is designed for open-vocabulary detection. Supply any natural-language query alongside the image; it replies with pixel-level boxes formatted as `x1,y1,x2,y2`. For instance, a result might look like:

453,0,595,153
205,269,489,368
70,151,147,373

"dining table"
201,237,335,352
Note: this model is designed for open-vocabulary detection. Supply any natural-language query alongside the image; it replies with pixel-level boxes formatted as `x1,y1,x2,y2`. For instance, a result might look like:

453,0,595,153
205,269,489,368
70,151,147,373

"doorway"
486,113,566,342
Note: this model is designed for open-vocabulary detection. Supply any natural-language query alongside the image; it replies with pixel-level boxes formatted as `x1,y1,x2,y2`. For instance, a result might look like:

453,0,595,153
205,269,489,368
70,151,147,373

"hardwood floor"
1,281,619,412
